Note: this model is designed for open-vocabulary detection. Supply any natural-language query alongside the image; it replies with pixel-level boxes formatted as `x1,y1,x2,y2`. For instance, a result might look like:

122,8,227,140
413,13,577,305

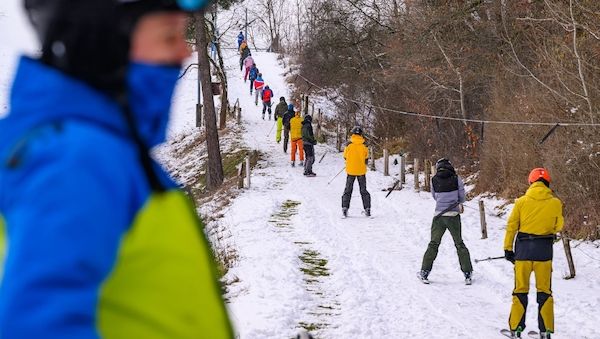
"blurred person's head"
24,0,211,96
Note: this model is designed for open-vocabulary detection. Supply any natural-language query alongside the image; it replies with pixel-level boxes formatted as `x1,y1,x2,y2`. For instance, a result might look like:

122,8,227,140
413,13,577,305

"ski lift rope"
295,73,600,127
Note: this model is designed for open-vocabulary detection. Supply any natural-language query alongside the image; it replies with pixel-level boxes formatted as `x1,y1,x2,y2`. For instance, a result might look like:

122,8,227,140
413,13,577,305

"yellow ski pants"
509,260,554,333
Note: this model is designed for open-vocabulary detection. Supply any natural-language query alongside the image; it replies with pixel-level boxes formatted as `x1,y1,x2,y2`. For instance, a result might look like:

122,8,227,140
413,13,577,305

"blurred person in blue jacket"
0,0,234,338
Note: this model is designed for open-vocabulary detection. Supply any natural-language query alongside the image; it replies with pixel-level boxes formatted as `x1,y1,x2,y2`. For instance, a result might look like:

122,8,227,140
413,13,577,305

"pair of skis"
500,329,545,338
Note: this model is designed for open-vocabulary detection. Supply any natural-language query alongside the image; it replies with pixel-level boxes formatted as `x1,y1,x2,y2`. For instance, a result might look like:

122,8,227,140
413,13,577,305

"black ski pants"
304,144,315,174
342,175,371,209
283,126,290,152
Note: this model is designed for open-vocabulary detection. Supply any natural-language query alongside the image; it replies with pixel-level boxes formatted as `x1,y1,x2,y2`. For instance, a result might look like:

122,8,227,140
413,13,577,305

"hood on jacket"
287,104,294,111
525,182,555,201
350,134,365,144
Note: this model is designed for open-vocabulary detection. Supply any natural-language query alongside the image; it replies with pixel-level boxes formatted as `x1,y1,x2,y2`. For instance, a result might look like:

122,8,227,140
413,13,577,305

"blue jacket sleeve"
0,127,133,339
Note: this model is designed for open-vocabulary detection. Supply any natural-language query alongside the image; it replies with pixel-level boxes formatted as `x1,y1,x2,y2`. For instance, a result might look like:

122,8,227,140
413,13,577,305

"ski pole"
318,151,328,163
474,256,505,263
327,167,345,185
385,179,402,198
266,121,276,137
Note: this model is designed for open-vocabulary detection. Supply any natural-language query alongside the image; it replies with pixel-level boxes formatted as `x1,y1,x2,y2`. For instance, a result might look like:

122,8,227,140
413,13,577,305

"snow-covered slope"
217,49,600,339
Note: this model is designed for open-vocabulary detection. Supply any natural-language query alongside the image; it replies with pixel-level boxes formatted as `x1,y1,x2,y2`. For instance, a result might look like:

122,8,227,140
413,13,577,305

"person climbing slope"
274,97,287,142
341,126,370,217
261,85,274,120
253,73,265,105
289,111,304,167
282,104,294,152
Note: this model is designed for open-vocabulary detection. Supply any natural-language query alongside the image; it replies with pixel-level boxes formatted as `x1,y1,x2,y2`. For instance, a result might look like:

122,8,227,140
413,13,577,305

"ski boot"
268,114,272,120
540,332,551,339
464,271,473,285
299,161,304,166
342,207,348,218
363,208,371,217
262,114,265,120
418,270,430,284
307,172,316,177
291,161,295,167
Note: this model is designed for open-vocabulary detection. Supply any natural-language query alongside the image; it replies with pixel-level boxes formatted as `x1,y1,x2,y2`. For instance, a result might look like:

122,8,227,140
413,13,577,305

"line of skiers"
239,33,274,120
239,32,560,339
273,97,316,176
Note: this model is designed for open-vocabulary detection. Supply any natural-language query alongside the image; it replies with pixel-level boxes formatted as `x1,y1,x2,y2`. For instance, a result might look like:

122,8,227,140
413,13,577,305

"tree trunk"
196,11,224,190
216,41,228,130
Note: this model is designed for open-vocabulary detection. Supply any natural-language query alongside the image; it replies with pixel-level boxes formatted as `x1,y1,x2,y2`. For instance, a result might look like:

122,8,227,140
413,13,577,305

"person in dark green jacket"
274,97,287,143
301,115,317,176
0,1,234,338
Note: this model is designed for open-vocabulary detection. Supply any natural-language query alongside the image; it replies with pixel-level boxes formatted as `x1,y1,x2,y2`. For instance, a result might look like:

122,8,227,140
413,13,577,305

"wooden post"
414,158,420,190
245,155,251,188
237,107,242,124
311,102,315,116
562,238,576,279
237,161,245,189
383,149,389,176
424,160,431,192
369,146,376,171
479,200,488,239
304,95,309,117
300,94,304,114
316,108,322,141
196,103,203,128
400,155,406,184
336,122,342,152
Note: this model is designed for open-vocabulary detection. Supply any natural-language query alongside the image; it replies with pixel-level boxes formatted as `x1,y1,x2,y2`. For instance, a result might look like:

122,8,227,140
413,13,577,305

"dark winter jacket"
241,46,251,60
431,169,465,215
249,66,259,81
301,119,317,145
282,110,294,129
274,101,287,119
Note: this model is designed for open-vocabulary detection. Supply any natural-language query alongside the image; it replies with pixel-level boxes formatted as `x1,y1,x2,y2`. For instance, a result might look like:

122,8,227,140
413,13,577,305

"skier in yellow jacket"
504,168,564,339
342,126,371,217
289,111,304,167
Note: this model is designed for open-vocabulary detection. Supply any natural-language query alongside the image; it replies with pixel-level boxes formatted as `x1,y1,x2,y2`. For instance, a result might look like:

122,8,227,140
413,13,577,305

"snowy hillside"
1,2,599,338
212,49,600,338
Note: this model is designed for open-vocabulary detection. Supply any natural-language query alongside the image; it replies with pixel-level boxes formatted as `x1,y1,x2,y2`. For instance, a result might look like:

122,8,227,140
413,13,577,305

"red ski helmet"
528,168,551,185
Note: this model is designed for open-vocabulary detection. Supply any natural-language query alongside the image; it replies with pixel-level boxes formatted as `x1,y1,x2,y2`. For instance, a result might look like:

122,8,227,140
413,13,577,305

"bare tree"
196,11,224,190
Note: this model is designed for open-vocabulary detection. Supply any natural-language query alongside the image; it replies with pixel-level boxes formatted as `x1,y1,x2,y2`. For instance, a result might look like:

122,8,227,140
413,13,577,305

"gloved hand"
504,250,515,264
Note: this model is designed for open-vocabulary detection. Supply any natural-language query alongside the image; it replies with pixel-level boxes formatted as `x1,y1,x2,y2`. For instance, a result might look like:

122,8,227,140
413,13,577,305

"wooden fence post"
316,108,322,141
383,149,389,176
424,160,431,192
336,122,342,152
479,200,488,239
304,95,309,117
245,155,251,188
237,161,245,189
562,238,576,279
237,107,242,124
369,146,376,171
414,158,420,190
400,154,406,184
196,103,203,128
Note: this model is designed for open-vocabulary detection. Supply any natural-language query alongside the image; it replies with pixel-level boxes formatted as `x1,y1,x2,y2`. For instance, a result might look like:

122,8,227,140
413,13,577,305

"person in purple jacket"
418,158,473,285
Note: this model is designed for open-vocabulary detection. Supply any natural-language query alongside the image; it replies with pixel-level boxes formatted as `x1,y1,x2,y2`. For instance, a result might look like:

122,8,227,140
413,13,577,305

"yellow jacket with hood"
503,181,564,251
290,112,303,141
344,134,369,176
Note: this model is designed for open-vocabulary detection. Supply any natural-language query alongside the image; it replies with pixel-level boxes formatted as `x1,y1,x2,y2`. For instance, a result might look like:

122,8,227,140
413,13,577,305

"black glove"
504,250,515,264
